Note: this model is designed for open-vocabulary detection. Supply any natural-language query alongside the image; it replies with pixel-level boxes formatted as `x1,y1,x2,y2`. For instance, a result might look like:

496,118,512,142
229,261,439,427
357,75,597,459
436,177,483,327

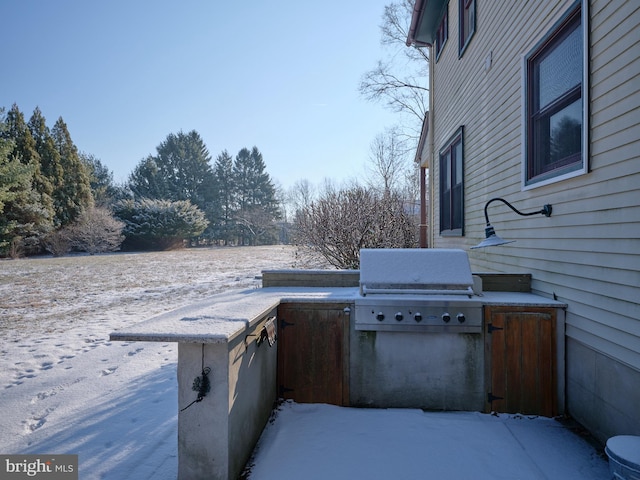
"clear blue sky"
1,0,409,190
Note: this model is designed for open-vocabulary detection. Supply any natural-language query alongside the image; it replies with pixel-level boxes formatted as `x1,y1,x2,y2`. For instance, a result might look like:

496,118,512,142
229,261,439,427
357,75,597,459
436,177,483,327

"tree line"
2,1,427,264
0,101,420,266
0,104,281,257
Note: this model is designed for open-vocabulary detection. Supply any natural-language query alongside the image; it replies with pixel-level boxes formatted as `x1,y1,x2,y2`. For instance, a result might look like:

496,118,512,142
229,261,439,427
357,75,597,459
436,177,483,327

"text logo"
0,455,77,479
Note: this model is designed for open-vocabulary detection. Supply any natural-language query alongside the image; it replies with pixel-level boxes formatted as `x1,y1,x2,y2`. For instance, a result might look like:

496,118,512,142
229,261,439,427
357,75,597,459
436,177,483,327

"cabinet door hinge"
279,318,295,330
487,392,504,403
487,323,504,333
279,385,294,397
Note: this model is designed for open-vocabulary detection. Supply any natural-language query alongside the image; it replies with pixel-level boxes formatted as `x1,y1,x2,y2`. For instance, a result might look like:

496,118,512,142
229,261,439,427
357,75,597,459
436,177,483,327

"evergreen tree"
51,117,93,225
28,108,63,182
211,150,235,244
28,108,66,226
80,152,122,207
0,105,54,249
128,155,165,200
128,130,216,212
114,198,208,250
232,147,280,245
0,135,51,256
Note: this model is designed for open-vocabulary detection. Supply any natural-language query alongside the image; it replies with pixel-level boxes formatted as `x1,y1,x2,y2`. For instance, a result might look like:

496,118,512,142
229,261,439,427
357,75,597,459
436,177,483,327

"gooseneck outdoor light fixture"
470,197,552,249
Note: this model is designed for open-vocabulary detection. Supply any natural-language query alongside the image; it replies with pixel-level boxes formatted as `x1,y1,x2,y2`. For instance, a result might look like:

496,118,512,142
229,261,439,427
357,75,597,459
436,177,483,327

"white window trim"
521,0,589,191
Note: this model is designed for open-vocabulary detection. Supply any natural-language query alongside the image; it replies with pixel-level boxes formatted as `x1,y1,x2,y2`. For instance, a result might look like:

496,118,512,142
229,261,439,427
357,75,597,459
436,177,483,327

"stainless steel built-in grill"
355,249,482,333
351,248,485,411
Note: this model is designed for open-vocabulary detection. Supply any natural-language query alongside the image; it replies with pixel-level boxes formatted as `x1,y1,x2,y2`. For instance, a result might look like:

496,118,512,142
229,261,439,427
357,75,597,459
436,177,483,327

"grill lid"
359,248,475,296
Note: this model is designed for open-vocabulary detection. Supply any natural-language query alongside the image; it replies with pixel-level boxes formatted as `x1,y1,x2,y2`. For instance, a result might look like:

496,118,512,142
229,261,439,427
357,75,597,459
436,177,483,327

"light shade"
470,224,516,249
470,198,552,250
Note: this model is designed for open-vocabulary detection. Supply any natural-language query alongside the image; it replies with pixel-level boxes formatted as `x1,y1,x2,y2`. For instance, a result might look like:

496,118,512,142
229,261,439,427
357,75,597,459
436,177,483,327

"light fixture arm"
471,197,553,249
483,197,552,226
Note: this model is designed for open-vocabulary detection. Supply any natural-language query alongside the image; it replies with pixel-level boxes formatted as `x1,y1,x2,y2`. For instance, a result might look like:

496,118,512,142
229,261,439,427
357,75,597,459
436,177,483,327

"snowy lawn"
1,246,610,479
0,246,310,479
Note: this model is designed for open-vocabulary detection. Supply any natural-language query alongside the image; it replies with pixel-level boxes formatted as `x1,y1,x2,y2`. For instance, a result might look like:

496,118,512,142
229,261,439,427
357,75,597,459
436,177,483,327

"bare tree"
360,0,429,127
68,207,125,254
366,125,412,193
293,185,418,269
289,179,316,211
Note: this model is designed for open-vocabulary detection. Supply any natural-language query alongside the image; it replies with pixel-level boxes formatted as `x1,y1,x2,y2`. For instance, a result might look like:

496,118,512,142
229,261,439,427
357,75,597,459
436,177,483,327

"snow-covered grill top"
359,248,475,297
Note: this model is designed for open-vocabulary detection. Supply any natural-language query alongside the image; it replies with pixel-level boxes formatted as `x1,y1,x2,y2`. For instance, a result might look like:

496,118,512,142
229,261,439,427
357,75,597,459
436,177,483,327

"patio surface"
244,402,610,480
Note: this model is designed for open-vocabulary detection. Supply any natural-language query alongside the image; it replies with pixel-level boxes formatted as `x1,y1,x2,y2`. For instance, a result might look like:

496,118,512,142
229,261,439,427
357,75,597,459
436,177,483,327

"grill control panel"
355,299,482,333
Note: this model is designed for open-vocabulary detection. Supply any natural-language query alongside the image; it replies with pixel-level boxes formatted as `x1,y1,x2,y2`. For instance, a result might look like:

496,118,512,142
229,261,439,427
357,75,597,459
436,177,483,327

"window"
524,3,586,187
439,127,464,235
459,0,475,56
435,8,448,60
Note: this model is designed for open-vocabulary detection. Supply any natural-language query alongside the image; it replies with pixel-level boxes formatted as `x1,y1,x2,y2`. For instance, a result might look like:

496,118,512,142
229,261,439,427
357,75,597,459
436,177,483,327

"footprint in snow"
24,408,53,433
100,366,118,376
127,348,144,356
56,355,75,365
40,362,54,371
32,390,56,403
26,416,46,432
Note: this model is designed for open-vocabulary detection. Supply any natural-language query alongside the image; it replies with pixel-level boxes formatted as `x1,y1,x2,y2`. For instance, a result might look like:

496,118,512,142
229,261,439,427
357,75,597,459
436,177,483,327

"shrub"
114,198,208,250
42,207,125,256
293,185,418,269
43,230,72,257
68,207,125,254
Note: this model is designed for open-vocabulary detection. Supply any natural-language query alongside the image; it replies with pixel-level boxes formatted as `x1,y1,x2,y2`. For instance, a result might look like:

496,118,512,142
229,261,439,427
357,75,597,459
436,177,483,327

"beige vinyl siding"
431,0,569,248
430,0,640,370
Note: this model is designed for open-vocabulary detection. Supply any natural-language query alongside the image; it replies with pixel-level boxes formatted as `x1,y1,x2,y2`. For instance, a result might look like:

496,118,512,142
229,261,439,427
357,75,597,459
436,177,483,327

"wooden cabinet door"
485,306,557,417
277,303,350,406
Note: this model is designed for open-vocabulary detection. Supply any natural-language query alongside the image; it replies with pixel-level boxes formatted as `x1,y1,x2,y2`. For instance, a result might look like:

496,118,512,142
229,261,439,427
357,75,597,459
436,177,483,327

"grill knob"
457,313,466,323
376,312,385,321
442,312,451,323
414,312,423,322
395,312,403,321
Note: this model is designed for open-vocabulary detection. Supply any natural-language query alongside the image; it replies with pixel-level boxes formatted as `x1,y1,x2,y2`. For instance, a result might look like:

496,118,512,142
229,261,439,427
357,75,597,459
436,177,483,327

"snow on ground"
0,246,610,479
0,246,310,479
246,402,610,480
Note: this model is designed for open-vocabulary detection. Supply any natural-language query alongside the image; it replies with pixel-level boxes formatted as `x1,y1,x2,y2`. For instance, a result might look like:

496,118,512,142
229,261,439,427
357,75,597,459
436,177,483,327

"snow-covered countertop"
109,286,565,345
480,291,567,308
109,287,360,344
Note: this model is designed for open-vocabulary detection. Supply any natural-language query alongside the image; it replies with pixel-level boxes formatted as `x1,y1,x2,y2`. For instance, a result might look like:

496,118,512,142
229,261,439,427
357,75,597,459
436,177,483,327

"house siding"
428,0,640,442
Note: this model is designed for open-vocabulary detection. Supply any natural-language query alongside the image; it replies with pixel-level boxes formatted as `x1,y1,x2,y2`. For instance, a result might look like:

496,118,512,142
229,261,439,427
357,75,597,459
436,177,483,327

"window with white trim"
439,127,464,236
524,2,586,187
459,0,475,56
435,7,448,60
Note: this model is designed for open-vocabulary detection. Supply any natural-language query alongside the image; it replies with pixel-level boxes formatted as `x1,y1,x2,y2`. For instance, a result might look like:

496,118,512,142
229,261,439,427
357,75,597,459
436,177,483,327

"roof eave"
406,0,448,48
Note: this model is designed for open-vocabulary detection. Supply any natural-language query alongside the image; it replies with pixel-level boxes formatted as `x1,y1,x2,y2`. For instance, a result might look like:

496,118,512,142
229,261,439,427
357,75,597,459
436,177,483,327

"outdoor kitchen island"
110,250,567,480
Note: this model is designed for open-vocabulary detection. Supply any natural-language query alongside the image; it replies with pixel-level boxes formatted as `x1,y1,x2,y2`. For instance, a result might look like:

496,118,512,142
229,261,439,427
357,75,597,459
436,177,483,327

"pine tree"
28,108,65,226
0,105,54,250
0,134,51,256
128,155,165,200
80,152,122,207
232,146,280,245
51,117,94,226
211,150,235,244
129,130,216,210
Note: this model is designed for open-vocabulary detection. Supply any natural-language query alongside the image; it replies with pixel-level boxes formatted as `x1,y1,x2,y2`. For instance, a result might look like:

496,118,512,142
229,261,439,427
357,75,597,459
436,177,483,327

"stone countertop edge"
480,291,567,308
108,287,360,344
108,287,565,344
